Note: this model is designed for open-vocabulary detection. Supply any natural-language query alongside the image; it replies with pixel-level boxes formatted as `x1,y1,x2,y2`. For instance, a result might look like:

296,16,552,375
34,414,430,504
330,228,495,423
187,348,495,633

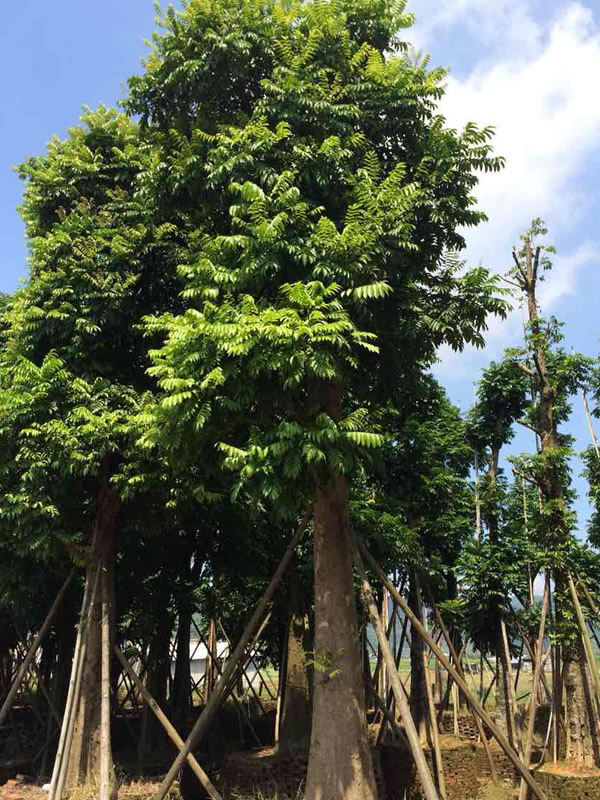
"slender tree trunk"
64,465,119,797
409,575,427,741
142,608,173,757
172,608,192,725
205,619,217,700
278,565,312,754
305,473,378,800
519,238,598,764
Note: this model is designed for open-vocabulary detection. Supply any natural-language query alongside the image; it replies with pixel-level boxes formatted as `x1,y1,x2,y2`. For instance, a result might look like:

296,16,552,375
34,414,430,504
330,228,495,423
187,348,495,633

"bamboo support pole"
114,645,222,800
372,599,397,701
358,540,548,800
354,549,440,800
501,619,523,756
515,620,553,704
482,673,497,707
583,389,600,459
518,578,549,800
0,570,74,729
423,648,446,798
153,509,310,800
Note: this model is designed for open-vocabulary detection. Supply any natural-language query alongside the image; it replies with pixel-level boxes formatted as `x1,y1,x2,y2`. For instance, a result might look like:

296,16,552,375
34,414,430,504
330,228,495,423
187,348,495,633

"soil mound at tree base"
533,761,600,800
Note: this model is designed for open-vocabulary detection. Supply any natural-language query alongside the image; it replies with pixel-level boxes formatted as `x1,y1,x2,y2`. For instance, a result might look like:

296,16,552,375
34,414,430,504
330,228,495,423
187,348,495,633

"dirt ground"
0,778,172,800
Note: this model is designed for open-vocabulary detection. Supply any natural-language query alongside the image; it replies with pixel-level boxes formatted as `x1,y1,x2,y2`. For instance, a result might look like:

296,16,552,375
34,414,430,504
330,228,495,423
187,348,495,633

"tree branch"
512,467,538,488
512,250,528,285
517,418,539,435
501,277,523,289
516,362,536,379
533,246,541,282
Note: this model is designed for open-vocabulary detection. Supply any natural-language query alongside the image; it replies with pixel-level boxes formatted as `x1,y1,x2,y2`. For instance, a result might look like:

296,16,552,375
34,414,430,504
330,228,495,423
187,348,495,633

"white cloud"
426,2,600,378
408,0,542,58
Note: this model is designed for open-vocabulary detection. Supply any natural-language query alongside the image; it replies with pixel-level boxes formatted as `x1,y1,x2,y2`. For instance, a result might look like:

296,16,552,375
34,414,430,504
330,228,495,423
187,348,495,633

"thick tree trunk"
278,565,312,754
64,468,119,797
305,473,378,800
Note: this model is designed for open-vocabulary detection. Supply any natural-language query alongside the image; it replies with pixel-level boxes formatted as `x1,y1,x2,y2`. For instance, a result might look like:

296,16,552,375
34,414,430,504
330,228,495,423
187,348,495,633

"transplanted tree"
466,356,528,740
127,1,507,796
0,108,181,795
508,219,597,765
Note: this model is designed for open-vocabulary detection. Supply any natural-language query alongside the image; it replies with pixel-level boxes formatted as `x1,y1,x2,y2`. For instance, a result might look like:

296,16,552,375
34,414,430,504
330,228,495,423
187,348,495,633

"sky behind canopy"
1,0,600,531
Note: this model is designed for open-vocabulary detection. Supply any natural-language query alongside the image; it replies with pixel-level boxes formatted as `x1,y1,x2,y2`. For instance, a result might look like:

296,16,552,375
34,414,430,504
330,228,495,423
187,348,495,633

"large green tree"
0,108,181,793
126,1,507,796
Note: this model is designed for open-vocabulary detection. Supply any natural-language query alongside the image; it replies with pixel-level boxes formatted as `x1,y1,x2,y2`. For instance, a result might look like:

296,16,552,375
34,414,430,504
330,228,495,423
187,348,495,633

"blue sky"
2,0,600,532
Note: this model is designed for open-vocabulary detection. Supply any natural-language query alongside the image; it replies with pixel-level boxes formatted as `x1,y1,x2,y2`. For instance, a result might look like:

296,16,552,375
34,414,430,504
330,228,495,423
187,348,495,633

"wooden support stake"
153,509,311,800
358,540,548,800
0,570,74,729
114,645,222,800
501,619,523,756
354,548,440,800
583,389,600,459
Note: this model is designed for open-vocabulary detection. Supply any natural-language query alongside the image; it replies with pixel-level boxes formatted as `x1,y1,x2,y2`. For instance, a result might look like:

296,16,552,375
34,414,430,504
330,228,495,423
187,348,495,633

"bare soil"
536,760,600,777
0,778,173,800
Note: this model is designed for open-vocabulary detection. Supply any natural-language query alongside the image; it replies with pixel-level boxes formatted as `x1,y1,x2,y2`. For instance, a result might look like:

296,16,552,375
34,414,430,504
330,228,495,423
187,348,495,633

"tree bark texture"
278,565,312,754
304,473,378,800
172,608,192,724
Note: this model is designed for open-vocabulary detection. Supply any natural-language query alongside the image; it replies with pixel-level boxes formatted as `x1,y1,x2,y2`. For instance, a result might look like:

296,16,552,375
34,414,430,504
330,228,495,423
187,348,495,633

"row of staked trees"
3,1,600,799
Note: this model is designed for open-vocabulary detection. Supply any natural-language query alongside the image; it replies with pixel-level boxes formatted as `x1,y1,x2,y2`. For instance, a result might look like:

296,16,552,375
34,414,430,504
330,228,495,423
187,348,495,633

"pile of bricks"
534,766,600,800
379,737,484,800
219,748,307,799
